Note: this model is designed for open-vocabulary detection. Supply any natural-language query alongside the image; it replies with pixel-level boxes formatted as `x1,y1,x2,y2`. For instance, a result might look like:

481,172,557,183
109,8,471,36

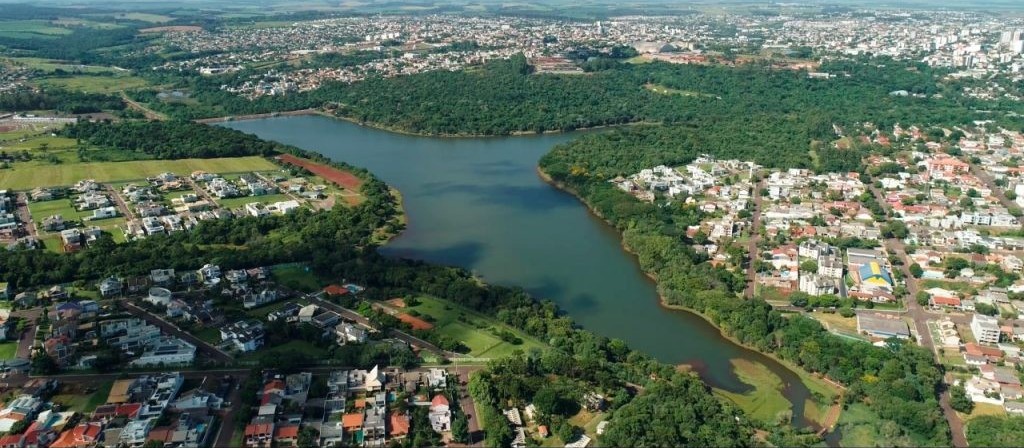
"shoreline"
200,107,650,138
536,165,842,431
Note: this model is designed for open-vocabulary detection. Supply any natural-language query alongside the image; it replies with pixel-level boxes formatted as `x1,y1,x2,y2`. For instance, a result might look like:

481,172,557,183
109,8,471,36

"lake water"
224,115,815,428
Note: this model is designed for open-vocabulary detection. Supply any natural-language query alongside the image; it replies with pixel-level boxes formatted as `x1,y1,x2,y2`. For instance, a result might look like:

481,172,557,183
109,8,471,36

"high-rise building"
1012,40,1024,55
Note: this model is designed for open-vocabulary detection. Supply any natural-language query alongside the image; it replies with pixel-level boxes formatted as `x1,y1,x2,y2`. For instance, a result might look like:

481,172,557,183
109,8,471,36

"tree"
452,413,470,443
800,260,818,273
950,384,974,414
30,352,57,375
916,291,930,306
297,427,320,448
909,263,924,278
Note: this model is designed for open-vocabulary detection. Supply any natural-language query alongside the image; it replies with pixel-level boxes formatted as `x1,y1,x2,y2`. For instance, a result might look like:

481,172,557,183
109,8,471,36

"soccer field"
0,156,278,190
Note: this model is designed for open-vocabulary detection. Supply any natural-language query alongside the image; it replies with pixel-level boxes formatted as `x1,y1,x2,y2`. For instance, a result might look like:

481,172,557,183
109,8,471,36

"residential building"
972,314,1002,345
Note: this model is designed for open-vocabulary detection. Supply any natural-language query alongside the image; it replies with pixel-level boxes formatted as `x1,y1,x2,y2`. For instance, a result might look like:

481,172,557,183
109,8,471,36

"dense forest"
60,120,283,159
539,136,950,445
138,55,1022,149
0,89,124,114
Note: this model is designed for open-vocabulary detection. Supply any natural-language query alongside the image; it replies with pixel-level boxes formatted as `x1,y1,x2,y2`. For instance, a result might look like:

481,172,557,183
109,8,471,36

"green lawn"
408,296,546,358
28,198,92,228
0,343,17,360
1,156,277,190
193,327,222,345
714,358,792,425
34,75,150,94
217,193,294,210
51,381,113,413
240,340,327,361
837,403,929,447
271,265,322,292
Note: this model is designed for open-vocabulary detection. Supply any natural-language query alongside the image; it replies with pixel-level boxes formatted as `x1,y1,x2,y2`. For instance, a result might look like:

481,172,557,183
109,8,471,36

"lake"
224,115,816,427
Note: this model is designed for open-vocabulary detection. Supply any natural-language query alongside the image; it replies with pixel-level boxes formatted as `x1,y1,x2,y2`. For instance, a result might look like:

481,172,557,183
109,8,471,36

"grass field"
409,296,546,358
52,381,113,413
239,339,327,361
0,135,78,155
28,198,92,227
964,403,1007,421
0,20,72,39
107,12,175,23
217,193,294,210
0,343,16,360
34,75,149,94
714,358,792,425
809,311,866,340
271,265,322,292
0,156,277,190
2,57,118,74
837,403,928,447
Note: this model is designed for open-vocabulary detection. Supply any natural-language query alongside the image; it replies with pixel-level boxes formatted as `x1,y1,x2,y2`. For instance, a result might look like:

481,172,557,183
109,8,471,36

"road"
868,185,968,447
120,92,166,121
105,184,135,221
121,301,234,364
10,308,43,360
745,178,766,299
966,160,1016,210
14,192,36,238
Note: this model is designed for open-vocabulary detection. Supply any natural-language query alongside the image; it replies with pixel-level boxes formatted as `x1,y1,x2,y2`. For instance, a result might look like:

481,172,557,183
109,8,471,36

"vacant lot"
34,75,149,94
409,296,546,358
0,156,277,190
28,199,91,226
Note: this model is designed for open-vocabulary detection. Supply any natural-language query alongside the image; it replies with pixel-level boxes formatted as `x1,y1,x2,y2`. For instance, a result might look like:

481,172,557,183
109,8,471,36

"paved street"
869,186,968,447
745,178,765,299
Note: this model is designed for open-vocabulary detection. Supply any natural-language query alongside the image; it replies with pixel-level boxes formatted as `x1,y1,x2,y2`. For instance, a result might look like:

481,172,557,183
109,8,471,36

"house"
297,305,318,322
129,337,196,367
0,395,43,432
273,425,299,447
799,273,838,296
41,215,64,232
150,269,176,287
856,313,910,339
198,264,221,285
426,368,447,389
428,394,451,433
334,322,367,344
390,412,410,439
928,287,962,309
972,314,1002,345
220,320,265,353
44,336,74,366
89,207,117,220
244,422,274,448
97,277,122,297
311,311,341,329
49,422,102,448
144,287,173,307
347,365,384,393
